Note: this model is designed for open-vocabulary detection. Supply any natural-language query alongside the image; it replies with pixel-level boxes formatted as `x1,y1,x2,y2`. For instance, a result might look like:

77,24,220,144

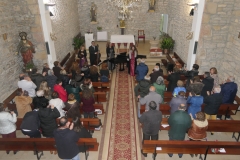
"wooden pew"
160,118,240,141
142,140,240,160
234,95,240,114
140,104,171,115
163,91,189,103
92,82,110,92
16,118,102,132
80,103,105,115
60,52,70,67
3,88,18,109
0,138,98,160
79,92,107,103
201,104,239,120
64,52,77,73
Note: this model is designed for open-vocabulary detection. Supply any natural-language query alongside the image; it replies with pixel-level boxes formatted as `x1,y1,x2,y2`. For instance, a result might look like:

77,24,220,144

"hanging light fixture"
105,0,142,19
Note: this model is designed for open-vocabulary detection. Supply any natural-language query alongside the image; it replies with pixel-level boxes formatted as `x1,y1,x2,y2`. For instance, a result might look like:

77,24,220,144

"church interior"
1,0,240,160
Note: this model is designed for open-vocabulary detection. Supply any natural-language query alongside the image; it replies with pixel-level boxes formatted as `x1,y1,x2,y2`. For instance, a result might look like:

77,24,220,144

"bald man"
18,74,37,97
138,86,163,117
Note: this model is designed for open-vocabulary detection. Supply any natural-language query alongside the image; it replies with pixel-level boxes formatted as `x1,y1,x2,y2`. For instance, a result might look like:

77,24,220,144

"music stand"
136,55,147,59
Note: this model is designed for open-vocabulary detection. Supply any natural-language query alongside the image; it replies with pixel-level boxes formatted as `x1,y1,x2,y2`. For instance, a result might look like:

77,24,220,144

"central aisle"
105,68,141,160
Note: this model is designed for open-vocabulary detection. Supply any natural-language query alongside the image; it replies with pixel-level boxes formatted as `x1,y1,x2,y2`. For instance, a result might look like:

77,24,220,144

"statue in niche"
90,2,97,23
17,32,35,67
148,0,156,12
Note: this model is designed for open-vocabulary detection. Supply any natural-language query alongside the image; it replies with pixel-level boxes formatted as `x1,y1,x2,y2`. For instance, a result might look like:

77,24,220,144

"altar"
110,35,135,45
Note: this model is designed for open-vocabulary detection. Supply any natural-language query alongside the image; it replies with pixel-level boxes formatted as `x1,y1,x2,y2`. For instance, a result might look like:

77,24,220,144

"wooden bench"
163,91,189,103
0,138,98,160
3,88,18,109
142,140,240,160
234,95,240,114
16,118,102,132
201,104,239,120
173,52,185,68
80,103,105,115
60,52,70,67
64,52,77,73
140,104,171,115
92,82,110,92
160,118,240,141
79,92,107,103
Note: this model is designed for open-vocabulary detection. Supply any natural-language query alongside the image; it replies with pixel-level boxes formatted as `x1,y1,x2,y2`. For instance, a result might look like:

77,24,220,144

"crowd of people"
136,63,238,158
0,43,113,159
0,40,239,159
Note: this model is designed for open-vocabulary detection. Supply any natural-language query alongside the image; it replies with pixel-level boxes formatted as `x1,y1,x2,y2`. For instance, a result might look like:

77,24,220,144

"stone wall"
48,0,80,61
78,0,168,41
196,0,235,78
221,0,240,83
0,0,46,102
167,0,194,63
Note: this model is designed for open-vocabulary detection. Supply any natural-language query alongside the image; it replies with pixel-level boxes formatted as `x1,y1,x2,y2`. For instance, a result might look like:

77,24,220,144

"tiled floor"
0,41,239,160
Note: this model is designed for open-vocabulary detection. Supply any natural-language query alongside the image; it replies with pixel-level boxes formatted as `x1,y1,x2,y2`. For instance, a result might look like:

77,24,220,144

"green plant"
72,33,85,50
25,62,35,70
97,26,102,31
161,37,174,50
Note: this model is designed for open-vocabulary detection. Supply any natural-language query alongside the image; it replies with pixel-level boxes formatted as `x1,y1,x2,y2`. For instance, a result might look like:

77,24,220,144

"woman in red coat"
53,79,67,102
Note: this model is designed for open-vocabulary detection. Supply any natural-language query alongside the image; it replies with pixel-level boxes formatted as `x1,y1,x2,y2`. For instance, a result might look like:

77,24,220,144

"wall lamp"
45,3,56,16
187,3,198,16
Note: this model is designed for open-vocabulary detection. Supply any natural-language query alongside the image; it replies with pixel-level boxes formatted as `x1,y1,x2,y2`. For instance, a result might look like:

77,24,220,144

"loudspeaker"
193,41,198,54
45,42,50,55
167,63,175,72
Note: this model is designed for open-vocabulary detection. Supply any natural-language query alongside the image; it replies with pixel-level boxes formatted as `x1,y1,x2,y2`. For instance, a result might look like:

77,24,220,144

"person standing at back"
167,67,180,92
139,101,162,158
54,117,80,160
89,41,98,65
201,72,214,98
168,104,191,158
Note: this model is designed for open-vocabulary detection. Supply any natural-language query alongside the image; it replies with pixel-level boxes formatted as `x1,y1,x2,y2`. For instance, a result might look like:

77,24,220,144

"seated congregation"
135,62,240,158
0,54,111,159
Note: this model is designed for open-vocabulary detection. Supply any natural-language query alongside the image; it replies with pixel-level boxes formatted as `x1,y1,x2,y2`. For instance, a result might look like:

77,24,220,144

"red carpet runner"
107,68,138,160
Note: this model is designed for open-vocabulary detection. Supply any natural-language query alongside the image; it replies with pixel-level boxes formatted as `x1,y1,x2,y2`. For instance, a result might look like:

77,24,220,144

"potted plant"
72,33,85,50
161,36,174,54
97,26,102,31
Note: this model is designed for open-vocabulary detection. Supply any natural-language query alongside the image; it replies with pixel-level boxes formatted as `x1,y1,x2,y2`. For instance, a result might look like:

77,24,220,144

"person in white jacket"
49,91,66,117
0,103,17,154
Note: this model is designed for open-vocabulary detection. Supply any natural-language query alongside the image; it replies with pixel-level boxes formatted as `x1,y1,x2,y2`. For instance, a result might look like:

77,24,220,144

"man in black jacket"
30,68,46,90
204,86,222,123
139,101,162,158
89,41,99,65
183,64,199,87
38,103,60,137
201,72,214,98
54,117,80,160
149,65,163,84
21,106,42,138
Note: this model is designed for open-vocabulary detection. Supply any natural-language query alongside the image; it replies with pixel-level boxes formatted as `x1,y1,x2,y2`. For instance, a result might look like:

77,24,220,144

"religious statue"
119,19,125,28
148,0,156,12
17,32,35,67
90,2,97,23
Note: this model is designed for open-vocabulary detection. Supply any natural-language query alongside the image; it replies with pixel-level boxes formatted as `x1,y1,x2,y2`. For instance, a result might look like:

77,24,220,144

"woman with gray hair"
46,69,57,91
0,103,17,154
153,76,166,100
